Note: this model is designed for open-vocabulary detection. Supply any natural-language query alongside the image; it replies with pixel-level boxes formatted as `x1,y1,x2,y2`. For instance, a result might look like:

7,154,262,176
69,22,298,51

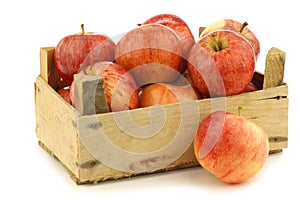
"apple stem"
137,23,142,26
81,24,85,35
239,22,248,33
238,106,243,116
211,35,220,52
80,64,87,75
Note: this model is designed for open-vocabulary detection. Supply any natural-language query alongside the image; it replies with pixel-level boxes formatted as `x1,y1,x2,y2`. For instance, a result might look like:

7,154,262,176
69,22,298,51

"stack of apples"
53,15,268,184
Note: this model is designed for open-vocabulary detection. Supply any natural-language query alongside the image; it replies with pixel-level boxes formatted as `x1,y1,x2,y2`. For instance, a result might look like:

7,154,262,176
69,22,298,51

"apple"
57,86,71,104
142,13,195,72
187,30,255,97
239,82,258,94
114,24,184,86
175,70,194,86
200,19,260,58
54,24,115,85
70,61,139,112
194,111,269,184
139,83,200,108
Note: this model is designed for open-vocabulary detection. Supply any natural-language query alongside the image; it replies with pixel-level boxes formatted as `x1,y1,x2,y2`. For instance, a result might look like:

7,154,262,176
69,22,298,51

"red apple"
175,70,194,86
200,19,260,58
70,62,139,112
54,24,115,85
142,13,195,71
114,24,184,86
139,83,200,108
239,82,258,94
194,111,269,184
57,86,71,104
187,30,255,97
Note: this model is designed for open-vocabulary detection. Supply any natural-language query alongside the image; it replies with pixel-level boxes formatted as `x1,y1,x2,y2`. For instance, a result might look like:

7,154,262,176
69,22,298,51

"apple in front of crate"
200,19,260,58
142,13,195,67
139,83,200,108
57,87,71,104
70,62,139,112
114,24,184,86
54,24,115,85
194,111,269,184
187,30,255,97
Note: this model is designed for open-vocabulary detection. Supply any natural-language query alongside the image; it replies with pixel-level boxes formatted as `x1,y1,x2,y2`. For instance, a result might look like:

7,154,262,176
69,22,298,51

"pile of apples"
54,14,269,184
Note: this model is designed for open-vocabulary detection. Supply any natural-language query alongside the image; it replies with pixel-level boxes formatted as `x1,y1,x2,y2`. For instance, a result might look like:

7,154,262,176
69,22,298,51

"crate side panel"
77,140,131,183
75,101,201,183
35,76,80,178
246,98,288,150
76,140,199,184
76,138,198,183
74,84,288,183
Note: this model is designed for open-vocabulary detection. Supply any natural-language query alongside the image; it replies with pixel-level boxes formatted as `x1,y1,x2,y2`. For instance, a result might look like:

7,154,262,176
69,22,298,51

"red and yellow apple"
187,30,255,97
70,62,139,112
139,83,200,108
54,24,115,85
200,19,260,58
114,24,184,85
57,87,71,104
142,13,195,71
194,111,269,184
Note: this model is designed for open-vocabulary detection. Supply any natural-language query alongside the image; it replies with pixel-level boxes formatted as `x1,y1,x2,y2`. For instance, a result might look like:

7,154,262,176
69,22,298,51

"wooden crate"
34,47,288,184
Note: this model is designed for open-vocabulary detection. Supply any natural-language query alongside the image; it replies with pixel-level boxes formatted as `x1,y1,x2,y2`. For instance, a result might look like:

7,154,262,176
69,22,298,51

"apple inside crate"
34,47,288,184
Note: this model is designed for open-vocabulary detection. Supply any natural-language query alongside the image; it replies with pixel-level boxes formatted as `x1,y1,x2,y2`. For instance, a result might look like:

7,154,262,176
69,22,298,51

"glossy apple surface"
114,24,184,85
142,14,195,62
188,30,255,97
200,19,260,58
57,87,71,104
139,83,200,108
194,111,269,184
70,62,138,112
54,25,115,85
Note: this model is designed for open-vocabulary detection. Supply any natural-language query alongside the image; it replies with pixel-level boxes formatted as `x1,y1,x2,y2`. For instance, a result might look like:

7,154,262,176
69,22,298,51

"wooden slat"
35,76,80,178
73,73,109,115
263,47,286,89
75,101,200,182
40,47,67,90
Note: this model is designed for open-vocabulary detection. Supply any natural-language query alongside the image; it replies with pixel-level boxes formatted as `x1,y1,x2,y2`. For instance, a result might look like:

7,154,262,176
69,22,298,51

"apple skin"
57,87,71,104
200,19,260,58
70,62,139,112
139,83,200,108
187,30,255,97
54,28,115,85
175,70,194,86
239,82,258,94
194,111,269,184
142,13,195,71
114,24,184,86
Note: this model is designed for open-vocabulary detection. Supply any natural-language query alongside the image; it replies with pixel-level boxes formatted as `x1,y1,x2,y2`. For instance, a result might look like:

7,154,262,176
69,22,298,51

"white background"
1,0,299,199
